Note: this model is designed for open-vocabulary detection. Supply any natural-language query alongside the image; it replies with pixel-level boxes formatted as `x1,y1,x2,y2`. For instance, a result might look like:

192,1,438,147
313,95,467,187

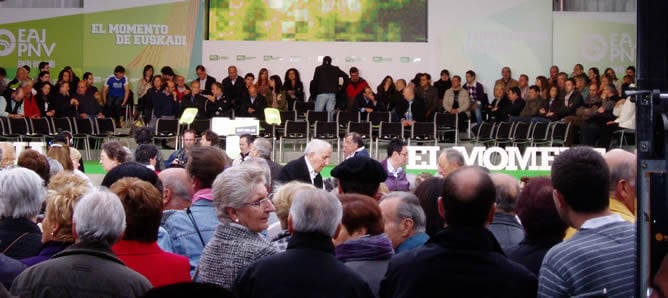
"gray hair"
491,173,520,213
47,157,64,178
442,149,465,167
212,164,267,223
252,138,273,159
243,157,272,187
289,188,342,237
304,139,332,155
0,167,46,219
608,155,636,192
382,191,426,233
160,171,191,201
72,189,126,245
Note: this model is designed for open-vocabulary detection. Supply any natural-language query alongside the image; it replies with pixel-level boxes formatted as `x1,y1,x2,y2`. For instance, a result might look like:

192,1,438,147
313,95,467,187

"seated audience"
464,70,489,126
197,164,279,288
239,85,267,119
161,146,229,276
379,192,429,253
506,177,567,276
233,188,375,298
495,66,520,93
331,156,387,200
394,86,426,125
513,85,543,122
538,147,636,297
110,177,191,287
22,172,91,267
204,82,234,118
335,194,393,297
381,139,409,191
443,75,470,131
73,81,104,119
534,85,563,122
487,173,524,254
379,166,537,298
267,74,288,111
180,80,206,118
486,84,510,122
353,86,387,120
0,168,45,259
195,64,217,95
414,177,445,237
270,181,315,252
10,189,152,297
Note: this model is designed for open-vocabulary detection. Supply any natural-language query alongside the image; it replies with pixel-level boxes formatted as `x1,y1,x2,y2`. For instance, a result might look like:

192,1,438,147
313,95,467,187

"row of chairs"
0,116,126,160
466,120,572,148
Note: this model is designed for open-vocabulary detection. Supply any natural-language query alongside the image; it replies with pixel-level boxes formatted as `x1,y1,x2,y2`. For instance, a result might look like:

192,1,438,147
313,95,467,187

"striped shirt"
538,215,636,297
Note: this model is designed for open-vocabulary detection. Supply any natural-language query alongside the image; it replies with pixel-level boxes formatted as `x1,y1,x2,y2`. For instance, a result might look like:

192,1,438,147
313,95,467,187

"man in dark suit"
195,65,217,95
238,85,267,120
379,166,537,298
557,78,584,119
221,65,246,104
342,132,370,160
232,188,375,298
277,139,332,190
352,86,386,120
394,86,426,126
180,80,207,118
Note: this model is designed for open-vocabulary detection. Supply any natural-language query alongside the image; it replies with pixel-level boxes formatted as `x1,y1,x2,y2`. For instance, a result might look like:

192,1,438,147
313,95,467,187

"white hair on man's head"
72,189,126,246
0,167,46,219
289,188,342,237
442,149,465,167
252,137,273,159
382,191,427,233
304,139,332,155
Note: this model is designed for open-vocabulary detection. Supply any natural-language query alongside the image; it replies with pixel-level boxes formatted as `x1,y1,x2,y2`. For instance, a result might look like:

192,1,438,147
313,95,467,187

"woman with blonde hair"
22,172,92,266
270,181,316,252
0,142,16,169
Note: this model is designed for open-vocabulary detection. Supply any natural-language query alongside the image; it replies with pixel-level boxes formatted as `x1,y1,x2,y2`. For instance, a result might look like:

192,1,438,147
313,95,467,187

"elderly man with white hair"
278,139,332,189
0,167,46,259
11,189,152,297
233,188,374,298
250,137,283,182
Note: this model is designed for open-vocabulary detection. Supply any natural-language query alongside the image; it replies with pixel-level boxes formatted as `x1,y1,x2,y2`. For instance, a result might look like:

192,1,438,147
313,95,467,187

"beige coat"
443,88,471,116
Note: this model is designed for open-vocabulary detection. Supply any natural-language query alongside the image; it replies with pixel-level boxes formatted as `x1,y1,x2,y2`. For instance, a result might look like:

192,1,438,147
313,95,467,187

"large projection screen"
208,0,427,42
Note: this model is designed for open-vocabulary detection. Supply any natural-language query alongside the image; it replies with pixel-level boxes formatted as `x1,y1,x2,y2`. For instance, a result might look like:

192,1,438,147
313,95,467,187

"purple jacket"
381,159,409,191
21,241,72,267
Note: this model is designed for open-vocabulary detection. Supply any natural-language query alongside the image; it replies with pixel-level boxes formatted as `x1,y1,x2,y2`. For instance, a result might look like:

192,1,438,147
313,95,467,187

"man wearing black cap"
330,155,387,200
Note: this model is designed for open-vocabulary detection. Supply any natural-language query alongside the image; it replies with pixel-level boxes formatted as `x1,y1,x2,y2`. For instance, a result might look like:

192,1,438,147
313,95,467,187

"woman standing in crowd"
268,75,287,111
197,164,278,288
137,65,154,100
376,75,396,110
256,68,271,98
282,68,305,109
506,177,567,275
100,141,128,172
334,194,393,297
22,172,91,267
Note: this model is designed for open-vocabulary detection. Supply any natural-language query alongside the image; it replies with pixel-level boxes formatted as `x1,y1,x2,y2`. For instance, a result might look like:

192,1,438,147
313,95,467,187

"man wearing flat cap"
330,155,387,201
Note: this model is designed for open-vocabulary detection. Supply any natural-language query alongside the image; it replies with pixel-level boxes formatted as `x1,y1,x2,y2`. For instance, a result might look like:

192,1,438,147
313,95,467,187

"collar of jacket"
0,217,41,233
428,226,504,255
52,240,125,266
287,232,335,255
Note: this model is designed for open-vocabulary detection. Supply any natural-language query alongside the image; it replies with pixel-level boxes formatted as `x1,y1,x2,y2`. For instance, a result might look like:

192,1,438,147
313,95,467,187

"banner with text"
553,12,636,76
0,0,203,90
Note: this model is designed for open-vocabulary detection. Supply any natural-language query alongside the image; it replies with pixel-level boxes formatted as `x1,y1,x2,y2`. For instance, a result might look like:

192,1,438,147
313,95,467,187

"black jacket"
238,94,268,119
0,218,42,260
233,232,375,298
180,93,207,118
352,93,387,120
205,95,235,118
278,156,313,186
394,96,427,122
487,213,525,254
313,64,348,94
198,75,217,95
379,226,537,298
49,93,76,118
221,76,247,102
557,91,584,118
11,240,151,297
507,239,561,276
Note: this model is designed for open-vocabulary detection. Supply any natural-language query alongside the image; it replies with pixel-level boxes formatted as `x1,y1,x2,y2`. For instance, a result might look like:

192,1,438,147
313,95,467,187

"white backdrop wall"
202,0,554,98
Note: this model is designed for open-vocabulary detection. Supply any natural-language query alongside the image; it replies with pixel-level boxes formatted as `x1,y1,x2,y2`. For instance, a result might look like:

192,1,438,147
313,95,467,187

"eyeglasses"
244,194,274,208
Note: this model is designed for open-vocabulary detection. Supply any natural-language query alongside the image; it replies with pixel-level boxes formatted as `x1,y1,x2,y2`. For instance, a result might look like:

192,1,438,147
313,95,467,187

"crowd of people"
0,60,637,148
0,120,657,297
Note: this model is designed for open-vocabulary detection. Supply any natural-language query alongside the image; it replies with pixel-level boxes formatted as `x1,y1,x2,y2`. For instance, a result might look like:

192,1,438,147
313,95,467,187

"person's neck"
389,158,402,169
570,209,613,229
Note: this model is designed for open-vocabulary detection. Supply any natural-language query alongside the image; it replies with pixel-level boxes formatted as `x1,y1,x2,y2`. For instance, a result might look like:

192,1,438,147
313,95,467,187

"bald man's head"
440,166,496,227
490,173,520,214
158,167,193,210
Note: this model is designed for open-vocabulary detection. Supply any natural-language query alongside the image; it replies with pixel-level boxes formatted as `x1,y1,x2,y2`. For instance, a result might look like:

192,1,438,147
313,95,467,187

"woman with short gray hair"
0,167,47,259
197,164,279,288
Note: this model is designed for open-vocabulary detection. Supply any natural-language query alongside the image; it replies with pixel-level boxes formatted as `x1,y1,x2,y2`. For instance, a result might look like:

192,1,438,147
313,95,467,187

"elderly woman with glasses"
196,164,279,289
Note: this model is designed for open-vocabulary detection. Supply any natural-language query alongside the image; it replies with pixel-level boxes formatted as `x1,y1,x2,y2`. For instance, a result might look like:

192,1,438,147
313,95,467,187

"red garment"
345,79,368,100
112,240,191,287
23,94,41,118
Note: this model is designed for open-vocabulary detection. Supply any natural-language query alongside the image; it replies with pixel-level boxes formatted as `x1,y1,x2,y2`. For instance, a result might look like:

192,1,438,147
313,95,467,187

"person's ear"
485,203,497,226
553,189,565,210
226,207,238,222
287,215,294,235
438,196,445,219
162,188,172,205
401,218,415,237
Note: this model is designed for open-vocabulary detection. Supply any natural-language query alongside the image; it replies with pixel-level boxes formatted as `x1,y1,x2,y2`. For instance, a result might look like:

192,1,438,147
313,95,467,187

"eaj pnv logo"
0,29,16,56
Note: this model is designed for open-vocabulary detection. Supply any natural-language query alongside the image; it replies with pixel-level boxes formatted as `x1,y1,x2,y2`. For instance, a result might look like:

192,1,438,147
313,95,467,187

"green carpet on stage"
83,160,549,180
